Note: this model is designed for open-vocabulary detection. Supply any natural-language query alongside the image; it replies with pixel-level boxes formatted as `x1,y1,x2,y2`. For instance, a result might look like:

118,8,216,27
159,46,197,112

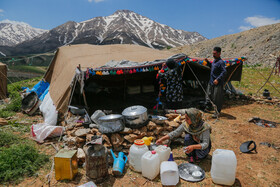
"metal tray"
178,163,205,182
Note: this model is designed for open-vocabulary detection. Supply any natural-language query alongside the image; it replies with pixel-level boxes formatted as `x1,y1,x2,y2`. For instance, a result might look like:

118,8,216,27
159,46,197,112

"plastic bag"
31,123,65,143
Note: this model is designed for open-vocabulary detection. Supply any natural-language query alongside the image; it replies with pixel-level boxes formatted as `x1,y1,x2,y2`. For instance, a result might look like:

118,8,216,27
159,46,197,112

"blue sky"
0,0,280,39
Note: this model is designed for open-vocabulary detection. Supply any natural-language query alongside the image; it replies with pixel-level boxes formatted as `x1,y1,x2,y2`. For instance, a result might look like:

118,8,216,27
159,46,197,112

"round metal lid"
122,105,147,116
98,114,123,121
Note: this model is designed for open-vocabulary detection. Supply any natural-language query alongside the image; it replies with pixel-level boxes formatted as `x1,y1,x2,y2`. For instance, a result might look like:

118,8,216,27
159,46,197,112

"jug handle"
124,155,128,164
110,149,116,160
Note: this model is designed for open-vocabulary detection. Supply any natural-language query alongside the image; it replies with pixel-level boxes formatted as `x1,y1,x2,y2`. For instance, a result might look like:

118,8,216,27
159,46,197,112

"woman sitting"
156,108,211,163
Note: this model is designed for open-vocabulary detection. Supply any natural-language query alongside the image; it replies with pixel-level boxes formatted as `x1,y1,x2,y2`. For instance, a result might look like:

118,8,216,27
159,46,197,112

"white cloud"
228,29,234,33
245,16,280,27
0,9,4,13
88,0,105,2
239,15,280,31
239,26,253,31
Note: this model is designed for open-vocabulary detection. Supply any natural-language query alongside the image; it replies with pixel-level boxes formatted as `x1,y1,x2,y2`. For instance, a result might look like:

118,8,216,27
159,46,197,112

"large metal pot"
98,114,124,134
122,105,148,128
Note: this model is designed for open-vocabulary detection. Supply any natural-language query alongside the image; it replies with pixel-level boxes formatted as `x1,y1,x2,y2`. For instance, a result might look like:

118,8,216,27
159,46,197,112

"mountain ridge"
0,10,207,56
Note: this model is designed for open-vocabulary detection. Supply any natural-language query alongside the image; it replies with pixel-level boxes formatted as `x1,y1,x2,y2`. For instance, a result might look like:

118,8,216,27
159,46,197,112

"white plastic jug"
211,149,237,186
129,139,149,172
141,151,160,180
155,145,171,163
160,161,179,186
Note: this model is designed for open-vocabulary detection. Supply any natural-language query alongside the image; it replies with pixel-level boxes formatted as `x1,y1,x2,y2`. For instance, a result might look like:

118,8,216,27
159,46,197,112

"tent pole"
124,75,127,101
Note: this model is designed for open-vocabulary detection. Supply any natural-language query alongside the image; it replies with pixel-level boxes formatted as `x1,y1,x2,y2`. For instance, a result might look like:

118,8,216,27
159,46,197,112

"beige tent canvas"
44,44,175,115
0,62,7,100
42,43,244,120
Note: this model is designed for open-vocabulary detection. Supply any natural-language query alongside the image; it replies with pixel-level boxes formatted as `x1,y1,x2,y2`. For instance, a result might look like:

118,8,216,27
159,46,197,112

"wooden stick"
256,66,280,95
256,64,276,94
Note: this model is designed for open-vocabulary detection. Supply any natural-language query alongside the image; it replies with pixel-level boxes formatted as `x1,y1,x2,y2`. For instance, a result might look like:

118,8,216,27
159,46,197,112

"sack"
31,123,64,143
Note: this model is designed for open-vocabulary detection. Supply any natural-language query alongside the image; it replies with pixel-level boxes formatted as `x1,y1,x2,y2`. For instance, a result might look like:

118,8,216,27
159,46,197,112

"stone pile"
62,113,185,154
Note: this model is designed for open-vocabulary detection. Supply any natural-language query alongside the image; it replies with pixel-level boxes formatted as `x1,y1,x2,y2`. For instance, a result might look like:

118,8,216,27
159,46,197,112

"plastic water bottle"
141,151,160,180
160,161,179,186
128,139,149,172
211,149,237,186
155,145,171,163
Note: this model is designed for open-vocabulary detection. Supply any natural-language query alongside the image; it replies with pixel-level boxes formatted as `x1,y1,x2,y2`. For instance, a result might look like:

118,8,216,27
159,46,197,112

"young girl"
156,108,211,163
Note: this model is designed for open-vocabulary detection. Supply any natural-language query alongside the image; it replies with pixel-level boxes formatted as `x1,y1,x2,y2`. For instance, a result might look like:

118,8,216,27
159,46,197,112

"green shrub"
0,143,49,183
0,130,22,148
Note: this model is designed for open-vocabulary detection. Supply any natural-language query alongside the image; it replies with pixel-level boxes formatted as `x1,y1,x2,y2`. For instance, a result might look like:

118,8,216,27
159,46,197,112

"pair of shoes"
188,156,194,163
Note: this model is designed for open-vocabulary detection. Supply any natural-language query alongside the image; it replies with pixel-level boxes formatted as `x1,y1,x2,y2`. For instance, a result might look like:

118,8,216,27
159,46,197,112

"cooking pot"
98,114,124,134
122,105,148,128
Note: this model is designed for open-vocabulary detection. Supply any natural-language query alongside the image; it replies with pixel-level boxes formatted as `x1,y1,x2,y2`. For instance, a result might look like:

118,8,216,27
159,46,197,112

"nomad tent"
32,44,244,124
0,62,7,100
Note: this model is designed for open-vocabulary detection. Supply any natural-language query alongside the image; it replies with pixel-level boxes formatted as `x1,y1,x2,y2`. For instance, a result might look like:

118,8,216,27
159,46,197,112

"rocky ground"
5,96,279,187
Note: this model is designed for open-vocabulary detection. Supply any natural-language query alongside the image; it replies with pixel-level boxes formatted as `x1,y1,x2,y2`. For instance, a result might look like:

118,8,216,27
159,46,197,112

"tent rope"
186,62,220,119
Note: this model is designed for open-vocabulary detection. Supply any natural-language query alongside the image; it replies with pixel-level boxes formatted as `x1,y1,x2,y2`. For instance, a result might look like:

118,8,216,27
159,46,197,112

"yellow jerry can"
54,149,78,181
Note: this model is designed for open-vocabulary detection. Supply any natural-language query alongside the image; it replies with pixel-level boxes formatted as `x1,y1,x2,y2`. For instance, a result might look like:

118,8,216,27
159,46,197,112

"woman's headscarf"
183,108,211,135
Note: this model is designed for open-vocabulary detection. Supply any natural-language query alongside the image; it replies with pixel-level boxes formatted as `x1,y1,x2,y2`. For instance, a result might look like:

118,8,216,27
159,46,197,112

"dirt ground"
12,99,280,187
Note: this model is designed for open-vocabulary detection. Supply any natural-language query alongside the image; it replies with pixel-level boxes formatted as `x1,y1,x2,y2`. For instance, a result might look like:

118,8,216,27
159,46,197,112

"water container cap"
151,151,156,154
134,139,145,146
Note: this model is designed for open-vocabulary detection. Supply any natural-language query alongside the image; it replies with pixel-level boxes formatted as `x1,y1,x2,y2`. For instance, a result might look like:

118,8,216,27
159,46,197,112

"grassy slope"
232,67,280,98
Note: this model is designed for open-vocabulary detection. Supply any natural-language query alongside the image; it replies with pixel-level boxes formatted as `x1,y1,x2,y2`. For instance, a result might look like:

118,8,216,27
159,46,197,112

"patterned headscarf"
183,108,211,135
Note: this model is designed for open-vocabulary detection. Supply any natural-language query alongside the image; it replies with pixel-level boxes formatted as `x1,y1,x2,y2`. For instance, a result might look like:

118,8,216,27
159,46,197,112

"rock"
77,148,85,165
66,136,76,146
122,141,131,149
165,114,180,120
146,132,155,136
140,132,147,137
102,134,112,147
86,134,94,142
122,148,129,154
110,133,124,148
75,128,91,137
0,118,8,126
133,129,141,135
160,131,169,136
164,125,173,132
113,145,124,152
91,128,100,134
166,121,180,128
139,126,147,132
89,123,99,129
155,126,164,135
75,123,83,127
147,121,157,130
120,127,133,134
66,124,75,131
76,137,86,143
124,134,138,143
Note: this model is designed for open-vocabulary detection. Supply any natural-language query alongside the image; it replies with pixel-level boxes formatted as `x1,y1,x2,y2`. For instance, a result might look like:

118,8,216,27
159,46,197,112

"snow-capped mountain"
2,10,207,56
0,20,46,47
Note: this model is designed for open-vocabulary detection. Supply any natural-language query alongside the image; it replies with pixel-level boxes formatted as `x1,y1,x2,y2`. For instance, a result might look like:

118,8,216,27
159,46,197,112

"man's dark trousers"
205,83,224,113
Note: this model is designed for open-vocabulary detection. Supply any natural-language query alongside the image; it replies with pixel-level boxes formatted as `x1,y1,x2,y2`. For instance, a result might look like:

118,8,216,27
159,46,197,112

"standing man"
204,47,227,118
